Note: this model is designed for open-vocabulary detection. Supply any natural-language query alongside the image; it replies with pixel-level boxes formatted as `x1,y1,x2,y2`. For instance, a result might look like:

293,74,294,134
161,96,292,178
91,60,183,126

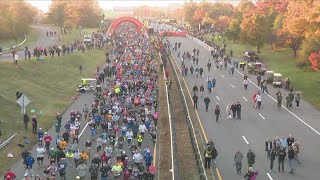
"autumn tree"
46,0,102,28
201,14,215,28
281,0,312,57
240,12,268,53
183,1,198,26
0,1,37,42
216,16,231,31
193,8,205,26
206,2,233,20
225,17,241,43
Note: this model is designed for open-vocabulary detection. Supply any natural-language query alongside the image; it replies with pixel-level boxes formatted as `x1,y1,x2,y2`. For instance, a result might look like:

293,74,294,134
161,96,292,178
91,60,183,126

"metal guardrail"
0,133,18,150
158,35,208,180
2,34,27,52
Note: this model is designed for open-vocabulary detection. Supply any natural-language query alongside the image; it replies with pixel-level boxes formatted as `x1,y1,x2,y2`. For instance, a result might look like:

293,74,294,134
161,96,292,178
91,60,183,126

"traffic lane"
171,49,320,180
0,25,57,61
169,38,320,180
237,61,320,133
10,92,94,179
169,37,320,180
167,44,263,179
167,34,320,135
170,51,275,180
216,63,320,179
172,59,268,179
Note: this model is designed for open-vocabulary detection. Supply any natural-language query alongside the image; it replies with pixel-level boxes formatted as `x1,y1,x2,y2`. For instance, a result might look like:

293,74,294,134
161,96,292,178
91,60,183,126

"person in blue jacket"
23,154,35,168
57,158,68,180
144,151,153,168
37,128,44,146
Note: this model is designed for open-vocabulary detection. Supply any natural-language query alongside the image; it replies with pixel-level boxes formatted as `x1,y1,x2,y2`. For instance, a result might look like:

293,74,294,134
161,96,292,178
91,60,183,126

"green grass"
0,40,110,175
58,28,98,45
0,28,39,51
203,34,320,110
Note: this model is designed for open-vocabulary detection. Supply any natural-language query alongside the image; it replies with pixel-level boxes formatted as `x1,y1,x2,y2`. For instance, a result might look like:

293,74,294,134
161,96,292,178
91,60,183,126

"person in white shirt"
36,145,46,166
121,124,127,137
139,123,147,138
255,92,262,109
104,144,113,157
126,129,133,144
132,151,142,165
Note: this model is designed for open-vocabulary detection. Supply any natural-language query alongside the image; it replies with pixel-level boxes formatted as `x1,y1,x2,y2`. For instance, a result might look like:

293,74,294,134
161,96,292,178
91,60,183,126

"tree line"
0,1,39,43
181,0,320,70
44,0,103,28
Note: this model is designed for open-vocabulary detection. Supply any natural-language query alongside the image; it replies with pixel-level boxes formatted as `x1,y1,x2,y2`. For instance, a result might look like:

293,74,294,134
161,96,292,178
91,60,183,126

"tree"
217,16,231,31
46,0,102,28
206,2,233,20
309,52,320,71
0,1,37,41
225,17,241,43
240,13,268,53
47,0,67,27
183,1,198,26
193,8,205,26
201,14,215,28
281,0,312,57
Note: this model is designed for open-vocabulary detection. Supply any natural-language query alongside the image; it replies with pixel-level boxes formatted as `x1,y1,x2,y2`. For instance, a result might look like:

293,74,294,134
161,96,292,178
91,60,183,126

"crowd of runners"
5,23,159,180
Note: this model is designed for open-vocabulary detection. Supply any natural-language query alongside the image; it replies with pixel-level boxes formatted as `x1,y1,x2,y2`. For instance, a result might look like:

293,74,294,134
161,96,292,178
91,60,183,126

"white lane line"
243,97,248,101
79,122,89,138
259,113,266,120
216,96,220,101
221,74,225,78
231,64,320,136
230,84,235,88
242,136,249,144
266,173,274,180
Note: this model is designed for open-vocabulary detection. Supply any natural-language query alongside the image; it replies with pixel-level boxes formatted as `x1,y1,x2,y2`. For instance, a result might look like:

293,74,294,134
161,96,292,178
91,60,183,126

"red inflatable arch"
107,16,144,36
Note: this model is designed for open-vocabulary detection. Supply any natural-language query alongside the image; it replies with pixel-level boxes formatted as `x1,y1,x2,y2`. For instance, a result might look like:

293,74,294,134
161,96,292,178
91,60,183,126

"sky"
26,0,241,13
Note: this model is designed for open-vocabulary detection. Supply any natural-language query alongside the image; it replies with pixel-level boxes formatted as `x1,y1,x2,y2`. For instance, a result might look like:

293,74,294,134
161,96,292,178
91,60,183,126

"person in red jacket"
4,168,16,180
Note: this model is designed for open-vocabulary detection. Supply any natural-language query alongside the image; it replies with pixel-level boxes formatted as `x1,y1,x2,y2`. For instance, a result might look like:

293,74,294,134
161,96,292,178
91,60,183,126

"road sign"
16,95,30,107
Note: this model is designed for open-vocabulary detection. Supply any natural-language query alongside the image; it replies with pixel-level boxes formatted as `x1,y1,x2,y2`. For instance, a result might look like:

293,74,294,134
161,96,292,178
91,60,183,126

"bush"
296,61,309,68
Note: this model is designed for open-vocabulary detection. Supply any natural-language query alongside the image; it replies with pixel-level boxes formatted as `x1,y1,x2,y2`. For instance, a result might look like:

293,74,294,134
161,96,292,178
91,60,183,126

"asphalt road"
153,23,320,180
9,55,156,179
0,24,58,61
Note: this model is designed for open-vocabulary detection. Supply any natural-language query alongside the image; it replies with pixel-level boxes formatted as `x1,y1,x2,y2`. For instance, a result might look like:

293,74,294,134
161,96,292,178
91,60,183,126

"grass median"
0,48,107,175
203,34,320,109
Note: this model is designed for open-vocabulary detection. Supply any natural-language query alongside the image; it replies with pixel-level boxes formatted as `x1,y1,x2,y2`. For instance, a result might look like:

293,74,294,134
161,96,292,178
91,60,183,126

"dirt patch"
156,43,172,180
165,52,199,179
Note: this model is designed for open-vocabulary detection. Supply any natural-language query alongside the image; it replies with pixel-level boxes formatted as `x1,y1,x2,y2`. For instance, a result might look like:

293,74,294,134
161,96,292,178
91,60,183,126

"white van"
84,35,92,43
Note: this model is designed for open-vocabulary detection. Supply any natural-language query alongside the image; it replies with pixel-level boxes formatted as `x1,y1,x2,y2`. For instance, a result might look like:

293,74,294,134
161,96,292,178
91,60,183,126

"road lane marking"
221,74,225,78
230,84,235,88
153,143,157,166
79,122,89,138
266,173,274,180
230,63,320,136
216,96,220,100
259,113,266,120
242,136,249,144
243,97,248,101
